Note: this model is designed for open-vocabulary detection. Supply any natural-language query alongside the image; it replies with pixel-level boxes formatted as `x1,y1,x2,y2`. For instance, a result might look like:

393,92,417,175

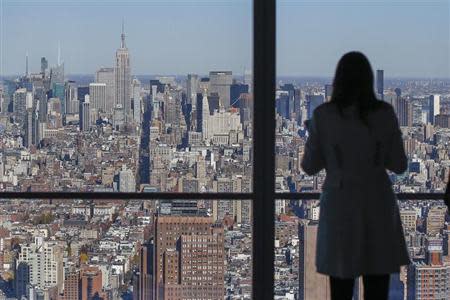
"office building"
306,94,324,120
435,114,450,128
13,88,28,128
40,57,48,75
81,266,103,300
407,238,450,300
426,206,447,236
89,83,107,112
131,78,142,124
429,94,441,124
230,83,249,108
16,240,64,298
115,23,132,122
325,84,333,102
80,95,90,132
96,67,115,113
186,74,199,108
298,221,331,300
209,71,233,108
154,215,225,300
396,97,413,127
62,269,80,300
119,165,136,192
376,69,384,100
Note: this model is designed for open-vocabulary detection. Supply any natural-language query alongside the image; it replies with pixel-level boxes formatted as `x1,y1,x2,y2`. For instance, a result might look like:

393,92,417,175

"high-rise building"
298,221,331,300
13,88,28,128
395,97,413,127
435,114,450,128
89,83,107,112
154,216,225,300
95,67,115,113
209,71,233,108
306,94,324,120
52,82,65,115
65,81,79,115
426,206,446,236
16,240,64,298
50,64,64,87
115,22,132,122
131,78,142,124
80,95,90,132
80,266,103,300
376,69,384,100
325,84,333,102
40,57,48,75
119,165,136,192
429,94,441,124
62,269,80,300
138,240,154,300
230,83,249,108
407,238,450,300
186,74,199,108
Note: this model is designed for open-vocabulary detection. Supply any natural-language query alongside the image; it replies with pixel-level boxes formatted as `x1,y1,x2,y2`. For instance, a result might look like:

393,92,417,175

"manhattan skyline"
1,0,449,77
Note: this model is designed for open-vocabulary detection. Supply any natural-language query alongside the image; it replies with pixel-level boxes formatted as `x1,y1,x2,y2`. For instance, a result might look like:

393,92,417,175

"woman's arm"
384,106,408,174
301,111,325,175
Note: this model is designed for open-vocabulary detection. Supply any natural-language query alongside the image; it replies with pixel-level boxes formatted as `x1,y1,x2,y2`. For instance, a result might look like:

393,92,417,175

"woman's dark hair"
330,51,379,125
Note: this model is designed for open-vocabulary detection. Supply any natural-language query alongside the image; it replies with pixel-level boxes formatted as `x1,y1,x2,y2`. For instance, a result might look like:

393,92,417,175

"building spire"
121,19,126,48
25,52,29,77
57,42,61,66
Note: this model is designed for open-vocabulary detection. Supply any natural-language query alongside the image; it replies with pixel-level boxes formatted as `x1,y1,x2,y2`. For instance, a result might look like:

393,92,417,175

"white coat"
301,101,410,278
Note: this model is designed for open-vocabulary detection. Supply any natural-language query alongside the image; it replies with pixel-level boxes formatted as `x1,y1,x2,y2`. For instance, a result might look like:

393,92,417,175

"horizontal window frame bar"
0,192,444,200
0,192,254,200
275,192,445,200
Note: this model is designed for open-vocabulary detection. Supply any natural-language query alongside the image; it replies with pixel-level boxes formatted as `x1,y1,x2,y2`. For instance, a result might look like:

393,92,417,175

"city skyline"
2,0,450,77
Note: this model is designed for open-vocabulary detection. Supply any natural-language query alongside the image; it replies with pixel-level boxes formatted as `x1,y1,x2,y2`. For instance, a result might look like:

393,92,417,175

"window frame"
0,1,446,299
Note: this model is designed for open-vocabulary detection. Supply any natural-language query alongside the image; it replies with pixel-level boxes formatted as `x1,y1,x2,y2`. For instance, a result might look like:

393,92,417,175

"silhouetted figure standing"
301,52,410,300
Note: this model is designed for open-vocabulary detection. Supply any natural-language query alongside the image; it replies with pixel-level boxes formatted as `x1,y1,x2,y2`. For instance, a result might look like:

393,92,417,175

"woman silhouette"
301,52,410,300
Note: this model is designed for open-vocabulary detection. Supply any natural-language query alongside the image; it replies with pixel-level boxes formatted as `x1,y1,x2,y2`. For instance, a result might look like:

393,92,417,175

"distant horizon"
1,0,449,78
3,74,450,81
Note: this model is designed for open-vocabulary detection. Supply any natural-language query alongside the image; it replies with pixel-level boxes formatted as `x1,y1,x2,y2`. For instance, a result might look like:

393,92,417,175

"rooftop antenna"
57,42,61,66
25,52,29,77
121,19,126,48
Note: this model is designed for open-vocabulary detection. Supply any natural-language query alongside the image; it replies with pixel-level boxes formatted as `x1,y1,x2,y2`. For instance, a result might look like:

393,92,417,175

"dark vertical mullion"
253,0,276,299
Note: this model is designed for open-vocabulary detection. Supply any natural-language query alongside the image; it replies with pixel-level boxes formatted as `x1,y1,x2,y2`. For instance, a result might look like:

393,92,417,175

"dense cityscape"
0,23,449,300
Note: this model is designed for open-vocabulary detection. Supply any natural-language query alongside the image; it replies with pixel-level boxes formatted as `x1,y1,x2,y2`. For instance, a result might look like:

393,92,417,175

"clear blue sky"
1,0,449,78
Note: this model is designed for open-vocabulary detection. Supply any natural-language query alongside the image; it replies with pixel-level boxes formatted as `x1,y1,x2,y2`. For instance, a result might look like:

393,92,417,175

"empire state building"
115,22,131,123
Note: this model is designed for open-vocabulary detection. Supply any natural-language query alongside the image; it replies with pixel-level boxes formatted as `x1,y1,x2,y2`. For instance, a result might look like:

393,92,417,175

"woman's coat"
301,101,410,278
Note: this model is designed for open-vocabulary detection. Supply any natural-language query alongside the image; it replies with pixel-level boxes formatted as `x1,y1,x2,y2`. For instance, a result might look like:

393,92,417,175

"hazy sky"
1,0,449,77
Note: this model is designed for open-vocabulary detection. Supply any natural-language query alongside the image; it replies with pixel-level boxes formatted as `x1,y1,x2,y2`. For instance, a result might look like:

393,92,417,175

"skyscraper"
40,57,48,75
132,78,142,124
95,67,115,113
115,22,132,123
119,165,136,192
186,74,199,108
80,266,103,300
376,69,384,100
138,240,155,300
395,97,413,127
154,215,225,300
80,95,90,132
306,94,324,120
13,88,28,128
407,238,450,300
298,221,331,300
16,240,64,296
209,71,233,108
89,83,107,112
429,94,441,124
325,84,333,102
